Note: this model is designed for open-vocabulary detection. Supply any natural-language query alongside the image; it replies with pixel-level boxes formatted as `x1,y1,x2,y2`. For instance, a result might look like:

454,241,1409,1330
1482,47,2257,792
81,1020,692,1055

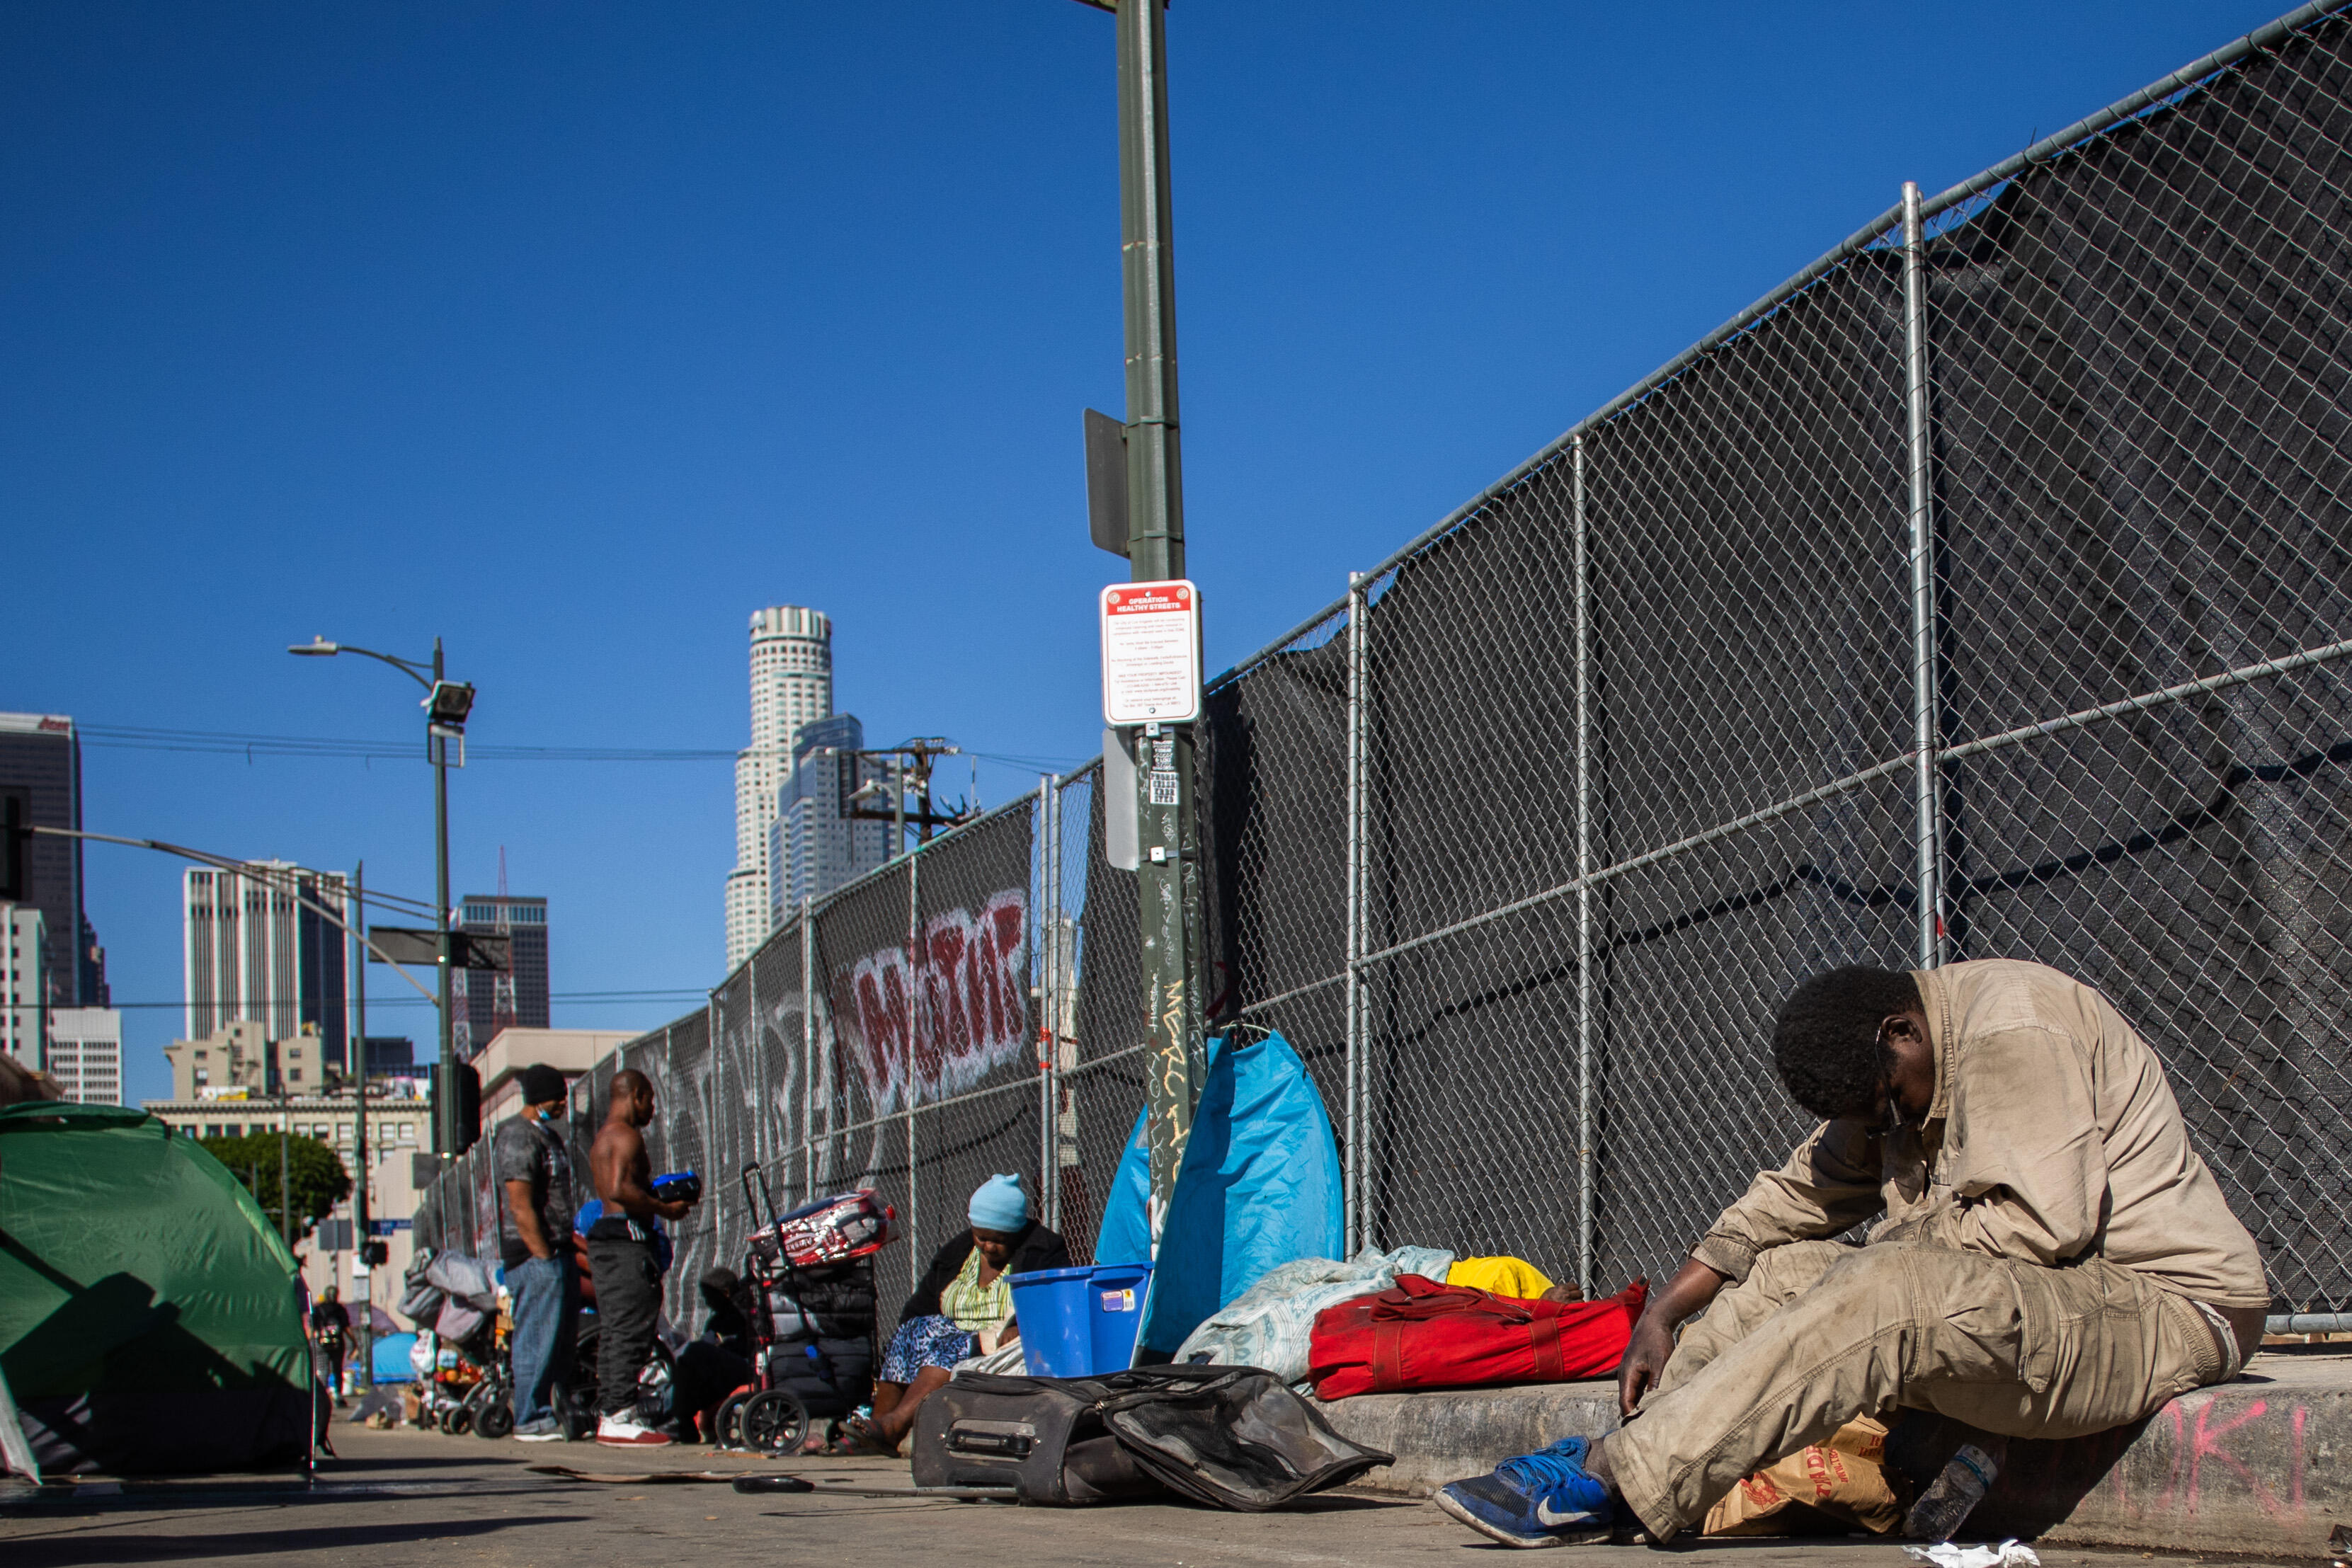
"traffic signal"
433,1061,483,1155
0,794,25,901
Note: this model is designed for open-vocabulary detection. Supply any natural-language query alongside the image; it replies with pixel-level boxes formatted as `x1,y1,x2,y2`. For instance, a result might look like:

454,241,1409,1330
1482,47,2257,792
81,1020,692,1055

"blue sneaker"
1433,1436,1620,1548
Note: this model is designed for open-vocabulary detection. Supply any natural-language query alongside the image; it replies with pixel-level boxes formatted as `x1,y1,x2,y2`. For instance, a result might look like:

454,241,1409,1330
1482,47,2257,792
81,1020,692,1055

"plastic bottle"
1905,1442,1999,1542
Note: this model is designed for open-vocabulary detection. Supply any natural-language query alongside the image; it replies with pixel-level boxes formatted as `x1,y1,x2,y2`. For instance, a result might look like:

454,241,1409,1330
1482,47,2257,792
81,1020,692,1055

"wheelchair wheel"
474,1399,514,1440
738,1389,807,1456
713,1390,751,1450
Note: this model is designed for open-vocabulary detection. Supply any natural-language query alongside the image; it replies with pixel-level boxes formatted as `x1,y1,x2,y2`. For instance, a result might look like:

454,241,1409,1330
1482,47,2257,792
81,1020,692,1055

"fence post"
1039,774,1058,1231
905,849,920,1286
1572,433,1595,1298
1345,569,1368,1258
801,895,816,1196
1902,181,1949,969
744,929,760,1194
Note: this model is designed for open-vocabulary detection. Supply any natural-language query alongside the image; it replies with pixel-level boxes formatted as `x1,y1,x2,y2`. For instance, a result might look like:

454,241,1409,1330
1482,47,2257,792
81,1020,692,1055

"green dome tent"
0,1101,311,1474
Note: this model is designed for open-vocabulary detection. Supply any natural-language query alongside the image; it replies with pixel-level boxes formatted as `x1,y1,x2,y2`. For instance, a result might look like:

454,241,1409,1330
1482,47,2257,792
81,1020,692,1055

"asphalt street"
0,1424,2315,1567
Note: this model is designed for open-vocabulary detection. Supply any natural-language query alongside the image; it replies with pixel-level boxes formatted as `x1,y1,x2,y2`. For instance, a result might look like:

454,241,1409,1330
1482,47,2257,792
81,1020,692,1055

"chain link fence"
423,1,2352,1322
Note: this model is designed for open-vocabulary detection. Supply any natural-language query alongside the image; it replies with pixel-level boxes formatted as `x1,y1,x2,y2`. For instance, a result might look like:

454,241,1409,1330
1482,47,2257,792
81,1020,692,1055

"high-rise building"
726,606,833,970
0,713,106,1009
452,893,548,1060
767,714,891,927
46,1007,122,1104
183,863,348,1070
1,904,47,1068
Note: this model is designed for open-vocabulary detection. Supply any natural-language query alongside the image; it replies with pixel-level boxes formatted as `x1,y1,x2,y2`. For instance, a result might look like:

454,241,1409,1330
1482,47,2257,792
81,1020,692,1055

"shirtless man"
586,1068,697,1446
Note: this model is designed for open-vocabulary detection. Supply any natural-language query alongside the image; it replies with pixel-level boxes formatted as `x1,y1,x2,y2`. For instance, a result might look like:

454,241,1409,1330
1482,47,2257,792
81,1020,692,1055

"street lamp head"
424,680,476,728
289,638,341,657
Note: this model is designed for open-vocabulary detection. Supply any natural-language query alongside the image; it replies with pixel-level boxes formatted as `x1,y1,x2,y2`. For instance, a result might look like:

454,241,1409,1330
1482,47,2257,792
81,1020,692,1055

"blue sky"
3,1,2289,1104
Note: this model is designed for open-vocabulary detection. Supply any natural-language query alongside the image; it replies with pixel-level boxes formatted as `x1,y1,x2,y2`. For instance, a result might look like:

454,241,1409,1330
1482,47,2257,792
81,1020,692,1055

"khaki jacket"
1690,959,2268,1309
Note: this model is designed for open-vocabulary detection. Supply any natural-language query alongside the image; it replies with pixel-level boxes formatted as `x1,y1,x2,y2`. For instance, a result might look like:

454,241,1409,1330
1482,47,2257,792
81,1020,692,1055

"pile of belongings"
397,1249,501,1342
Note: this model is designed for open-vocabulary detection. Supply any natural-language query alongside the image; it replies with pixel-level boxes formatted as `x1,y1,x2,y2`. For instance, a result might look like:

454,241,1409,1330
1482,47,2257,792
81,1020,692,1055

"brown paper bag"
1701,1416,1907,1537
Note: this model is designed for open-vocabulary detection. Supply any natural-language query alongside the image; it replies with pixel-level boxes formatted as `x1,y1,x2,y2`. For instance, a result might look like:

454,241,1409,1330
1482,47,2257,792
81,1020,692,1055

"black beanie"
518,1063,567,1106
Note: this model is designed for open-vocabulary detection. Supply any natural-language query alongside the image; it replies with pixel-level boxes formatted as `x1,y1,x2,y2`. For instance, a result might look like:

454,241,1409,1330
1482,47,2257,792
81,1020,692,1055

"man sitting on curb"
1437,960,2269,1548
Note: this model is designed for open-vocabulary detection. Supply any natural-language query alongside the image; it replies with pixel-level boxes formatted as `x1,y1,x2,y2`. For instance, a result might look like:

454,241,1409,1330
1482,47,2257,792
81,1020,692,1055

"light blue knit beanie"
968,1172,1029,1232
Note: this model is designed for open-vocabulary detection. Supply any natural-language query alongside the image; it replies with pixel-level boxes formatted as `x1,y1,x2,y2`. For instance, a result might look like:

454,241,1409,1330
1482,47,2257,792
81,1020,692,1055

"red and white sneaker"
595,1412,673,1447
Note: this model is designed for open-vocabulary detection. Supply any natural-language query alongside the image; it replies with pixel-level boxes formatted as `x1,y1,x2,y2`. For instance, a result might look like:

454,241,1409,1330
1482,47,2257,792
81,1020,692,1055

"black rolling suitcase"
911,1366,1393,1509
910,1373,1165,1504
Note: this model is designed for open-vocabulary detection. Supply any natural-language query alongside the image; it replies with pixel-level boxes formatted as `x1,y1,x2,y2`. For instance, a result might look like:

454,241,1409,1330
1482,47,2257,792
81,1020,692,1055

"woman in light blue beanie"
851,1172,1071,1453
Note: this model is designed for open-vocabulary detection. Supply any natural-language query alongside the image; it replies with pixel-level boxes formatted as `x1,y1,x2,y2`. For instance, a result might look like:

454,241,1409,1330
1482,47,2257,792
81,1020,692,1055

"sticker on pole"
1100,580,1202,726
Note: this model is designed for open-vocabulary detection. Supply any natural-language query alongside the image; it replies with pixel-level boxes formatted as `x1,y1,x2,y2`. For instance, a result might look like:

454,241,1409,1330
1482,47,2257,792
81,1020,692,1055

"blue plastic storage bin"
1007,1261,1154,1377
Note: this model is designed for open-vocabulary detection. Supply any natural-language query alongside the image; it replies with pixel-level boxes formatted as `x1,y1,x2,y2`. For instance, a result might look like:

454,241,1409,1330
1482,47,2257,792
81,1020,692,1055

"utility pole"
430,637,457,1157
280,1125,293,1247
350,862,372,1392
843,740,968,858
1081,0,1206,1236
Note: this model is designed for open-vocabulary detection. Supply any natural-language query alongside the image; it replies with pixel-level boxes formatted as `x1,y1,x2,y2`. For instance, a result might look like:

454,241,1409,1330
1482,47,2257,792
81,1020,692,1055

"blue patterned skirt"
879,1314,977,1383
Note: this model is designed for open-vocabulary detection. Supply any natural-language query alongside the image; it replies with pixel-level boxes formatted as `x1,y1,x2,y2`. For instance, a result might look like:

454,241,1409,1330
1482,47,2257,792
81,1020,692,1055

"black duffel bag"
911,1365,1393,1509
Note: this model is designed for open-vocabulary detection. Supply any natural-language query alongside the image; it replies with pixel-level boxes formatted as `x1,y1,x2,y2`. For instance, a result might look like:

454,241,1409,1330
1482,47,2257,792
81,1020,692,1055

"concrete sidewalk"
0,1424,2317,1568
1315,1344,2352,1557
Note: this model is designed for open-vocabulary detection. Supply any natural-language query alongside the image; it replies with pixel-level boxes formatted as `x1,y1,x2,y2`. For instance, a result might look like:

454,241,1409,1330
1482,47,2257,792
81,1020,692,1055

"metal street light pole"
349,860,372,1392
1080,0,1206,1235
289,636,474,1158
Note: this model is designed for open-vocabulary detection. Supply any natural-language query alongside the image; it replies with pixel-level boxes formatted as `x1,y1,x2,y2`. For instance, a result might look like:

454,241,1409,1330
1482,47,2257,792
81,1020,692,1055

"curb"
1316,1348,2352,1556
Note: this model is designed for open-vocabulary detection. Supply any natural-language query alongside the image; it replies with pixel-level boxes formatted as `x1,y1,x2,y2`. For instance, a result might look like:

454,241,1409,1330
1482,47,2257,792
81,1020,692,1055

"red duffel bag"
1307,1275,1648,1400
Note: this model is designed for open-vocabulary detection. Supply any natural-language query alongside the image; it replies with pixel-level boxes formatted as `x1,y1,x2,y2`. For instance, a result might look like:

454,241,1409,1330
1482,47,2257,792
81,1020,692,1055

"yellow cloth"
1445,1255,1553,1299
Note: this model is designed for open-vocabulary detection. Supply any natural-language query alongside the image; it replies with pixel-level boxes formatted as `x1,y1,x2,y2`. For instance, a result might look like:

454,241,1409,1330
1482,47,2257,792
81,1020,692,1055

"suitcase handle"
948,1419,1037,1459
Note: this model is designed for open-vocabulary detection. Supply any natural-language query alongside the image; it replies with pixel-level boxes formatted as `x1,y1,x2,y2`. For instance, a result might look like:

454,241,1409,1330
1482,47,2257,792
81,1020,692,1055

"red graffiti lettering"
835,890,1029,1114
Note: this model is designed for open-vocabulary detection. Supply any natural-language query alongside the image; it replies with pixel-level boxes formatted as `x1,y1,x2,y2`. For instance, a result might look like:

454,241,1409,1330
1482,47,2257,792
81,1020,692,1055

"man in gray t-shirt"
495,1065,578,1438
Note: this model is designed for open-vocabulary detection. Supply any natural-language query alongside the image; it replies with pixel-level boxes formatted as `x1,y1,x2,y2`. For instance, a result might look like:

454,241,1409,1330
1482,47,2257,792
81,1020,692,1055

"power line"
76,722,1085,773
108,990,708,1010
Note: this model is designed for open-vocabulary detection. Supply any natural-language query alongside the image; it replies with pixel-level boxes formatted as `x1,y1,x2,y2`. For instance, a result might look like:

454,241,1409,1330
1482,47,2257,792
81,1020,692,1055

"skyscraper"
452,893,549,1058
183,862,348,1070
767,714,892,927
726,606,833,970
1,904,47,1068
0,713,106,1009
45,1008,122,1104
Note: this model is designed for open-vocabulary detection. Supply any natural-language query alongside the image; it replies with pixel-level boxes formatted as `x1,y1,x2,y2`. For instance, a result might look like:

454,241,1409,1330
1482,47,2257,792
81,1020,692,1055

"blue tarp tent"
1095,1030,1342,1356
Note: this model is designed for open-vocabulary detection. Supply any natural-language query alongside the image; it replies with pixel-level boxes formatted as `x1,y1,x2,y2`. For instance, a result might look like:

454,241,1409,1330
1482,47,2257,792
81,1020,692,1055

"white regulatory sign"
1100,579,1202,726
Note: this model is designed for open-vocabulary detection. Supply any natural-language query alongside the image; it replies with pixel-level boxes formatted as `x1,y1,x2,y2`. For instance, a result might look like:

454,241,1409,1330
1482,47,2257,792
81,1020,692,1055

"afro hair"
1771,966,1922,1120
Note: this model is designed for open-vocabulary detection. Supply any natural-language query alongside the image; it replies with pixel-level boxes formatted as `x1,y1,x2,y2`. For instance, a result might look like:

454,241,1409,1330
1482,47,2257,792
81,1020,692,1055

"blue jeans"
508,1252,578,1426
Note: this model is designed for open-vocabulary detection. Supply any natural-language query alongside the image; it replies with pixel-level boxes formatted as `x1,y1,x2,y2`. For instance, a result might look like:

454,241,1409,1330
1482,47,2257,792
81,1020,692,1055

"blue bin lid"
1005,1264,1098,1285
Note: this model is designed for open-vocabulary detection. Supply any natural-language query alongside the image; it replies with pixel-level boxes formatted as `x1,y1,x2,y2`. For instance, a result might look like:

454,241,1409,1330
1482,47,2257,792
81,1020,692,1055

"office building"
1,904,47,1068
46,1007,122,1104
360,1036,415,1076
767,714,891,926
451,893,548,1060
0,713,106,1009
184,862,348,1070
163,1019,328,1099
726,605,833,969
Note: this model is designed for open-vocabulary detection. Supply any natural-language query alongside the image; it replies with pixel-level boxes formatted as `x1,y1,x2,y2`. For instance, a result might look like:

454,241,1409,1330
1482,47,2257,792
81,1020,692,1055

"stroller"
714,1168,893,1455
398,1248,513,1437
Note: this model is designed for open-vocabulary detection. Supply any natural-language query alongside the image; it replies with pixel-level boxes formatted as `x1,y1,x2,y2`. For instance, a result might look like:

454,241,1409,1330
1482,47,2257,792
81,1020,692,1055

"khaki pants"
1609,1241,2229,1540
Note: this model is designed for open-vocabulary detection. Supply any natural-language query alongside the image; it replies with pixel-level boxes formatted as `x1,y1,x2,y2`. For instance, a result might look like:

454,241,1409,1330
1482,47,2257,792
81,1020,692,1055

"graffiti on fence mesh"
835,890,1030,1115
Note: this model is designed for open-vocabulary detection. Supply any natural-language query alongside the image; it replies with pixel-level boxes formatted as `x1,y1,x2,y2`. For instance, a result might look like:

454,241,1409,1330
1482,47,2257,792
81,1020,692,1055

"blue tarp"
1094,1031,1343,1356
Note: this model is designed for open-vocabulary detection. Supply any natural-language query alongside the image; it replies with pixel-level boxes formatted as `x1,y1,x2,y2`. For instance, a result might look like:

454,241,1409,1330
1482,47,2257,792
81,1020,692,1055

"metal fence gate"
423,1,2352,1322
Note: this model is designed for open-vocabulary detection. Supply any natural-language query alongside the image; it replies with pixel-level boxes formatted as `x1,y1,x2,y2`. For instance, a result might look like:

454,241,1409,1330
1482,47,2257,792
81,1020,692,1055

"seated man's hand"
1617,1311,1677,1417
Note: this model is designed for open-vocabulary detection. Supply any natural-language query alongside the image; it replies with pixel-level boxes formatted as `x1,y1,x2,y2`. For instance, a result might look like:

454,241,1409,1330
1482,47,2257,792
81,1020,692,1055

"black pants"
586,1236,663,1418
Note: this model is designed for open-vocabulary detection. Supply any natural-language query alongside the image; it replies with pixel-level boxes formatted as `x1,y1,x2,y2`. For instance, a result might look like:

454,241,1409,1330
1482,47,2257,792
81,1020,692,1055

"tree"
202,1132,353,1240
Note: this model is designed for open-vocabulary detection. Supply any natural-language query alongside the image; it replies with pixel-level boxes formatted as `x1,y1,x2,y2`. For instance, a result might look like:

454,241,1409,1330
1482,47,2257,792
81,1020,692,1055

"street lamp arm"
32,826,442,1009
286,639,435,688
